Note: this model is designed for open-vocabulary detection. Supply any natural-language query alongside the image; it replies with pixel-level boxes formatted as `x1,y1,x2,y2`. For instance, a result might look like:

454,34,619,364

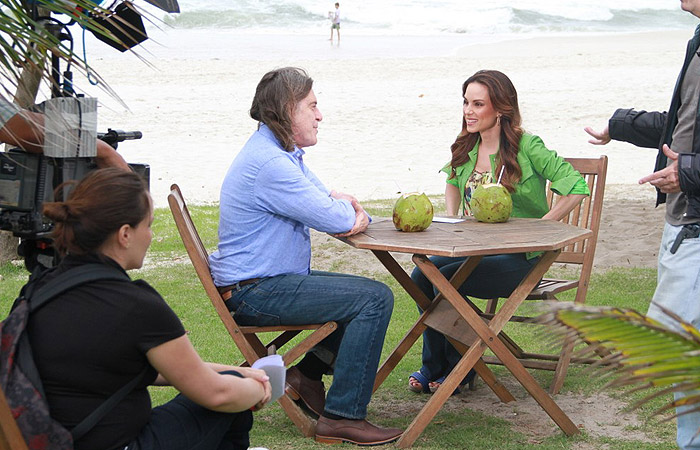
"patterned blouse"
463,170,494,216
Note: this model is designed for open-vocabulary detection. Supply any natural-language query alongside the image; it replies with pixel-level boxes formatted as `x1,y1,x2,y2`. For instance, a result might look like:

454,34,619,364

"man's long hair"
250,67,314,152
448,70,523,192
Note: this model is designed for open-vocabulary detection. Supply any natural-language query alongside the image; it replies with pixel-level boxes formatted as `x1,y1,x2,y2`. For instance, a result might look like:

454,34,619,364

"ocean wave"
162,1,696,35
510,7,696,33
163,4,322,29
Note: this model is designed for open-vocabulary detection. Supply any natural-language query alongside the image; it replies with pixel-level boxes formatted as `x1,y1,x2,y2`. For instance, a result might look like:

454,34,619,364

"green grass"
0,201,675,449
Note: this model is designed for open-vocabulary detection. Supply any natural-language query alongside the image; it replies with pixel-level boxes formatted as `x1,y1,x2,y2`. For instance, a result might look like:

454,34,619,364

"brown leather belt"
217,278,261,301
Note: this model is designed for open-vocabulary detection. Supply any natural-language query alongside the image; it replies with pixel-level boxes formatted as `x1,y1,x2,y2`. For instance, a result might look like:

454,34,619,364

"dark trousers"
127,371,253,450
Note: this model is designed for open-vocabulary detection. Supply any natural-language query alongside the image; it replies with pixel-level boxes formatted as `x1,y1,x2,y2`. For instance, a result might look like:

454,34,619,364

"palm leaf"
539,301,700,419
0,0,156,105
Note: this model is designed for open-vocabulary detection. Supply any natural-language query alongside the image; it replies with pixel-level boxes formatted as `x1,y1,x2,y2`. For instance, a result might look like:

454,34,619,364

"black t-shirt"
27,254,186,450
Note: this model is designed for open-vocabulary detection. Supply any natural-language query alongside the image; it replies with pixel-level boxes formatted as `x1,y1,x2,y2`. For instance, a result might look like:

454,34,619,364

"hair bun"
43,202,71,222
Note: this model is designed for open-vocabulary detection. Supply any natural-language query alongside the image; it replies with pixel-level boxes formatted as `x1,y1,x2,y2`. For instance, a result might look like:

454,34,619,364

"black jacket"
608,24,700,219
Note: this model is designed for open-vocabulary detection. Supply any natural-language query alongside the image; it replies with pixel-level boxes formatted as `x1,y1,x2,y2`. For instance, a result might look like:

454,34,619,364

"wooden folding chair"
0,388,27,450
168,184,337,437
481,155,608,394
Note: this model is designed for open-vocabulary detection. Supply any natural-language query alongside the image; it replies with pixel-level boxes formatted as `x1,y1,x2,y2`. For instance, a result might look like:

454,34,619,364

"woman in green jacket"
408,70,590,394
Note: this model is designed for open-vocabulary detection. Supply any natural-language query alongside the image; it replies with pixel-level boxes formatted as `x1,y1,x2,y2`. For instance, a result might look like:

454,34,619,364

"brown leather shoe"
285,366,325,418
315,416,403,446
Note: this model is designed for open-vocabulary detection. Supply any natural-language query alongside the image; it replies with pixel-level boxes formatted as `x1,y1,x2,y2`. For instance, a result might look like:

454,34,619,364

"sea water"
79,0,699,63
86,0,696,61
160,0,694,36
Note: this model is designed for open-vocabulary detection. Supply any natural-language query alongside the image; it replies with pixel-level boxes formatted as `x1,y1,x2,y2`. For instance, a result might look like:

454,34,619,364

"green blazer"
442,133,590,218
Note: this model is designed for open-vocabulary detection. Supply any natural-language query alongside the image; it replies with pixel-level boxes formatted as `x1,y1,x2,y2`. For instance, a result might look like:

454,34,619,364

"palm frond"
0,0,155,106
539,301,700,419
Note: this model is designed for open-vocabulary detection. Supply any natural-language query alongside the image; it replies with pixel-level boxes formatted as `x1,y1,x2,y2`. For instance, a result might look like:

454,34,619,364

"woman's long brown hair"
448,70,523,192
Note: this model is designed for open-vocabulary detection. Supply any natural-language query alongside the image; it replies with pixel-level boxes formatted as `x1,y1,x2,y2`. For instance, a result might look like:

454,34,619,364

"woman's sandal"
428,370,478,395
408,371,431,394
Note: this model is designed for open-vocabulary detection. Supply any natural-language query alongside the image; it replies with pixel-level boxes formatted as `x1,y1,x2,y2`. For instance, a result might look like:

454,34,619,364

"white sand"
79,29,688,211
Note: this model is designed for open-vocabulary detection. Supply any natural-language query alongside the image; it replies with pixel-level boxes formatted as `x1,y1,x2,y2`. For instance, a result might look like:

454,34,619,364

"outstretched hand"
584,125,611,145
638,144,680,193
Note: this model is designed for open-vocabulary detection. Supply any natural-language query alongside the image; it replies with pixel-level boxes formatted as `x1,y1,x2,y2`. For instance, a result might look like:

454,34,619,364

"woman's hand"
213,366,271,411
245,376,272,411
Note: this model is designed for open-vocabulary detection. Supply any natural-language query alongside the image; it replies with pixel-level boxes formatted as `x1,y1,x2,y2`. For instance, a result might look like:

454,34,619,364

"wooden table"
338,217,591,447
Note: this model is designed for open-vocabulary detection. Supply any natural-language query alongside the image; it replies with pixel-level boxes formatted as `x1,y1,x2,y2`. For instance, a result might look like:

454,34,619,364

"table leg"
373,298,514,403
397,252,578,448
373,313,426,393
398,337,492,448
370,250,513,402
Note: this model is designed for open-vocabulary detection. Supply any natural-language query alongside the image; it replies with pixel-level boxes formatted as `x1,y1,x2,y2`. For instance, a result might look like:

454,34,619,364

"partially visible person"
209,67,402,446
330,3,340,43
0,95,129,170
27,168,271,450
408,70,589,395
584,2,700,448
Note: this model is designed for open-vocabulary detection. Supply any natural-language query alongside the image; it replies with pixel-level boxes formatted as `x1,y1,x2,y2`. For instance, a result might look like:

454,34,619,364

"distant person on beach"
209,67,402,446
0,95,129,170
408,69,589,396
329,3,340,43
584,2,700,449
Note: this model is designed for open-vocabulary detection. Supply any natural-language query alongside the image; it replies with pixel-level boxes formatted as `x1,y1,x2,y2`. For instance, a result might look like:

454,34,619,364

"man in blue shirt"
209,67,402,446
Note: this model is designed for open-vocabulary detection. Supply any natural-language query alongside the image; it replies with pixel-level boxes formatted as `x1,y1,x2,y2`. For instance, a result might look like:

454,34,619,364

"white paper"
432,216,465,223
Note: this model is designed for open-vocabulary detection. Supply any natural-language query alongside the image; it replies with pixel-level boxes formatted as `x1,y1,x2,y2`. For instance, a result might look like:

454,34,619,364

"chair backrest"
547,155,607,302
0,388,28,450
167,184,260,363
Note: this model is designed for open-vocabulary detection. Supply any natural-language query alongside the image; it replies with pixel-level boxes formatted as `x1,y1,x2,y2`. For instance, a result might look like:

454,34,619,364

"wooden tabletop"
339,217,592,257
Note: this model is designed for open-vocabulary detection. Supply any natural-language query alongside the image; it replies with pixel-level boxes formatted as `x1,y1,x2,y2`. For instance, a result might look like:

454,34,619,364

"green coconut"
392,192,434,232
471,183,513,223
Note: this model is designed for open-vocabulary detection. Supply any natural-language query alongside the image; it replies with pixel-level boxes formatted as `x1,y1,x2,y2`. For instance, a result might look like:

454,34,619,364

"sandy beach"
77,28,687,269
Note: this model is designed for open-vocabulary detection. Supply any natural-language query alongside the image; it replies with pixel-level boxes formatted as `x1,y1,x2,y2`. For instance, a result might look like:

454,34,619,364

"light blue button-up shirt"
209,124,356,286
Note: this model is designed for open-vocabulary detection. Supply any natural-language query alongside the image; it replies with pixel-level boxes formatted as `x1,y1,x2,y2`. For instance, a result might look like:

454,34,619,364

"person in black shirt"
28,168,271,450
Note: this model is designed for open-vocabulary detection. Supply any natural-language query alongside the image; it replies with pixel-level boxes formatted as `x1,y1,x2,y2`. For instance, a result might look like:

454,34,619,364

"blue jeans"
647,223,700,450
411,254,539,382
128,372,252,450
228,271,394,419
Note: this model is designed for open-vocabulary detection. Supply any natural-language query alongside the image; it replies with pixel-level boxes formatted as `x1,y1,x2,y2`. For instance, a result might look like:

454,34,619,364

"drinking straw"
497,165,505,185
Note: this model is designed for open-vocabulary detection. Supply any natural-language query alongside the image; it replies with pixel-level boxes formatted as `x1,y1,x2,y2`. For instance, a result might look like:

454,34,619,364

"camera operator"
0,95,129,170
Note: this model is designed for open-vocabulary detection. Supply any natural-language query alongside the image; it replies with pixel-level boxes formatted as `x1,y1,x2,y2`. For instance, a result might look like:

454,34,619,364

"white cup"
252,354,286,402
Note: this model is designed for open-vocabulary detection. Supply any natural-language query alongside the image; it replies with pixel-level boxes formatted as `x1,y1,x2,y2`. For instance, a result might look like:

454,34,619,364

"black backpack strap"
19,264,131,395
70,366,150,442
28,263,130,313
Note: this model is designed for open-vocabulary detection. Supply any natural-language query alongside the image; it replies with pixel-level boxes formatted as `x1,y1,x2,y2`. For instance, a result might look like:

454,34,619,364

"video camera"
0,130,149,270
0,0,182,270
